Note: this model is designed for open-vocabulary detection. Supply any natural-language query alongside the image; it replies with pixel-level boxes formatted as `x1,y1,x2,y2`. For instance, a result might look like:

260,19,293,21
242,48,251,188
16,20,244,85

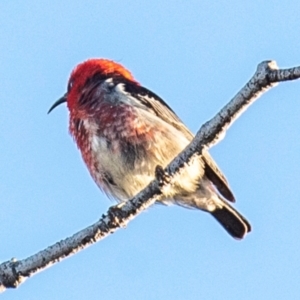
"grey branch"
0,60,299,292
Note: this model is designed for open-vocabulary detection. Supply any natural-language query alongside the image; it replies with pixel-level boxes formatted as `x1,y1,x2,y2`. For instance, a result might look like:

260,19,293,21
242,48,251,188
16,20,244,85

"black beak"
48,93,67,114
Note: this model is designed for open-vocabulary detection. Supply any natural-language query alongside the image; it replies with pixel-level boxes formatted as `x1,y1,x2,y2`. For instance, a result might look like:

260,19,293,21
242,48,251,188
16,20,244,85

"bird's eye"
68,80,74,92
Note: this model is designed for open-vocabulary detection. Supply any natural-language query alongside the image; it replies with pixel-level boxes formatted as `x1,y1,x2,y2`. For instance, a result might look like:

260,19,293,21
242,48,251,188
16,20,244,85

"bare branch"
0,60,299,292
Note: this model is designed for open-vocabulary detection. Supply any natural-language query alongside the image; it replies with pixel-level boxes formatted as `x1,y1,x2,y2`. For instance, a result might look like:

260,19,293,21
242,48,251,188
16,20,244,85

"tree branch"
0,60,299,292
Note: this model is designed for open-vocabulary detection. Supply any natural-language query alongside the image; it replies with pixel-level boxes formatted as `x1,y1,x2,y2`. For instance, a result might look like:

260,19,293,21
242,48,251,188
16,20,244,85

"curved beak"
48,93,67,114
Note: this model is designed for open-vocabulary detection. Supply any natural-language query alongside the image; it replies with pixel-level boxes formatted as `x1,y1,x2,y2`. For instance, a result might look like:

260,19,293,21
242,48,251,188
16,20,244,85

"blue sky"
1,1,300,299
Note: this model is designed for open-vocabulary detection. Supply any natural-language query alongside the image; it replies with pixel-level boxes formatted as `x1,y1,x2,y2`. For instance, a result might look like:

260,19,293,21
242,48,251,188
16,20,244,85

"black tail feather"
210,202,251,239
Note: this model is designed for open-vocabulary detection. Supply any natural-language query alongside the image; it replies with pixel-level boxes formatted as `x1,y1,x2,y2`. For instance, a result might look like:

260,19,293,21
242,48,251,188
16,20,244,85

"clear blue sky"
1,1,300,299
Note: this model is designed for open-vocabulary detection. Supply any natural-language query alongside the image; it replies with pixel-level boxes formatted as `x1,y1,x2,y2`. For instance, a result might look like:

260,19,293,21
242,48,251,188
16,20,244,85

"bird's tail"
210,198,251,239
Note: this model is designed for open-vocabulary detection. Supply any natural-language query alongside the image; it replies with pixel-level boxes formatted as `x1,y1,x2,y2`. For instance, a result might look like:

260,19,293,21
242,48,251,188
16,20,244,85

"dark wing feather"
202,151,235,202
123,81,235,202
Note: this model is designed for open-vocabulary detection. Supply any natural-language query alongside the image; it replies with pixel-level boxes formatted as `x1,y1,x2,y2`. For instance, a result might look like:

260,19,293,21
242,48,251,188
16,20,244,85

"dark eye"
68,80,74,92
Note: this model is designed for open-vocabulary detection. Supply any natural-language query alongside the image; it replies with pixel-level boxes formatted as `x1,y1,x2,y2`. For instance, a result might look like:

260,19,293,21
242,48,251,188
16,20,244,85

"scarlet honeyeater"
49,58,251,239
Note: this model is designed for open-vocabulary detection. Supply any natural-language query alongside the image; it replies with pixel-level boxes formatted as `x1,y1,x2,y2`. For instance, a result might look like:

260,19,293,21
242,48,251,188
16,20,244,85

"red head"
48,58,138,115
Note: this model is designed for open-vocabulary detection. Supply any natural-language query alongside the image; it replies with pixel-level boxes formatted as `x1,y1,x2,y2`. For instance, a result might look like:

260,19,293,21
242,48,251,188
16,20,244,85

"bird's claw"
155,165,171,187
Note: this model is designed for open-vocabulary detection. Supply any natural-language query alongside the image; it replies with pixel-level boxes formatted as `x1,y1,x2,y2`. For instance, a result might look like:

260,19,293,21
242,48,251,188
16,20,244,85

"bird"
48,58,251,239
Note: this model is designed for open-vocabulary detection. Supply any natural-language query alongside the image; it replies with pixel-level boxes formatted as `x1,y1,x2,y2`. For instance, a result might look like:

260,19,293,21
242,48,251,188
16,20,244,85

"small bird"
49,58,251,239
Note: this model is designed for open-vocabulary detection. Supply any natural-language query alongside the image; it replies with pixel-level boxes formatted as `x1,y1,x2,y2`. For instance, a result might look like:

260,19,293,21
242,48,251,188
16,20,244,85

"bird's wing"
123,83,194,140
123,82,235,202
202,150,235,202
